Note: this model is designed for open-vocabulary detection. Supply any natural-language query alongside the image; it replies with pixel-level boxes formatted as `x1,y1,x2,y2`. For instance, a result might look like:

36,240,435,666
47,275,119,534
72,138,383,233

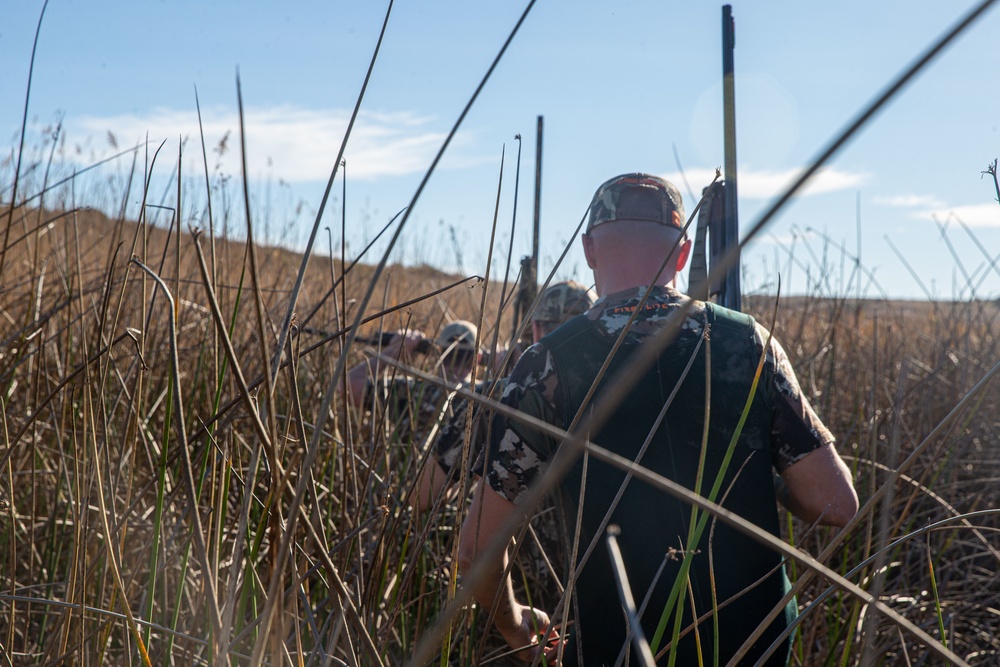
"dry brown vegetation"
1,198,998,666
743,293,1000,665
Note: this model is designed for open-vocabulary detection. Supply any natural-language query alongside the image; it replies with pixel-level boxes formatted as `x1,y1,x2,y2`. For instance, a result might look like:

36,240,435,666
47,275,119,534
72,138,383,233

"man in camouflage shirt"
413,281,595,511
458,173,858,665
345,320,479,449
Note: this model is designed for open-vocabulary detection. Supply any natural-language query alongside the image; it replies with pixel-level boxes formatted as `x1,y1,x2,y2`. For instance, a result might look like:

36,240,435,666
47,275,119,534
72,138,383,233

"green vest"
543,302,792,666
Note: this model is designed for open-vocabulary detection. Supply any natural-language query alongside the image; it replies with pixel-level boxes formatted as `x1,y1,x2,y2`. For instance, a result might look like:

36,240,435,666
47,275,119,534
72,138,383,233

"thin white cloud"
874,194,946,208
661,165,869,201
919,203,1000,228
71,105,476,182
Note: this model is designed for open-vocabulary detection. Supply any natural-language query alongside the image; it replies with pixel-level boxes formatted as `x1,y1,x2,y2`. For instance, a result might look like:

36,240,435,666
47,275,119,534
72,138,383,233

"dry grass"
0,202,513,665
1,196,998,666
743,293,1000,665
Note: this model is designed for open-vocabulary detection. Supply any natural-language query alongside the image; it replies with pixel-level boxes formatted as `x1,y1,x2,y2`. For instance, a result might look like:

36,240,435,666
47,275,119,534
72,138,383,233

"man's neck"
596,275,676,298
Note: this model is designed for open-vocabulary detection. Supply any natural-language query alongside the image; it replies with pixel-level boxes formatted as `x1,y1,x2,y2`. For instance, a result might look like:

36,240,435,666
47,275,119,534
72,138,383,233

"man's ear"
582,232,596,270
670,211,691,271
675,236,692,272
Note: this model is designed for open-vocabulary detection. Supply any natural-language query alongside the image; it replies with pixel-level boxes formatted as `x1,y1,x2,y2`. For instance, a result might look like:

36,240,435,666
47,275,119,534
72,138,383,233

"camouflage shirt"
432,378,507,476
482,285,835,505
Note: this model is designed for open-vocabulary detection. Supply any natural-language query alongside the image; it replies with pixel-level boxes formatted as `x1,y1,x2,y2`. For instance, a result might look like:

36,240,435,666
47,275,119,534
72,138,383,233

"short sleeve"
433,395,471,475
433,379,505,476
477,344,563,505
756,324,836,471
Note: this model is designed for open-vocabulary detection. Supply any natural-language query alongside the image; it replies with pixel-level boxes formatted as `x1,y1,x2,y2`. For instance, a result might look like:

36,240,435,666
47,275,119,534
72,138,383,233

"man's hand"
345,328,428,409
384,329,429,358
459,484,567,664
498,604,566,664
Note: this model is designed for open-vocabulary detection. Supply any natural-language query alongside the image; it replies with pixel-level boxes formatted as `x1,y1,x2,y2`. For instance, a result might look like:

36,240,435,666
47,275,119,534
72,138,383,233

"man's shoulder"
498,342,562,409
536,313,592,350
505,342,557,385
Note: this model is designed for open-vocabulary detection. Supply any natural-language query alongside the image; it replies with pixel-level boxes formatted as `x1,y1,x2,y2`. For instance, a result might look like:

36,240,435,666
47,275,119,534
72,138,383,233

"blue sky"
3,0,1000,300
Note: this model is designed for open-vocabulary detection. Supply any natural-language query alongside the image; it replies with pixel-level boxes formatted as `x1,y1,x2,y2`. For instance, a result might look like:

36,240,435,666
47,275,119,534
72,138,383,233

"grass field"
1,191,999,666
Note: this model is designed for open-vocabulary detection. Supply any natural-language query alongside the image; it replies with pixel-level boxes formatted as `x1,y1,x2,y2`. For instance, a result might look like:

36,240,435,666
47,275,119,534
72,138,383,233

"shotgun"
689,5,741,312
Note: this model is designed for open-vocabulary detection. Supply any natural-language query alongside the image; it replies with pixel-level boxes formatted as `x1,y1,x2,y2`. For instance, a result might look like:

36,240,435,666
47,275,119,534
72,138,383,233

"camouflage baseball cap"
532,281,596,323
587,172,685,231
436,320,478,352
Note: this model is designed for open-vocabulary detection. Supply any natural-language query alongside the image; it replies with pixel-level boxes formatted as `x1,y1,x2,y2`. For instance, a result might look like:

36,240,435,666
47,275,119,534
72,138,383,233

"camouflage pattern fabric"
433,378,507,476
482,285,835,505
587,172,685,231
430,281,592,477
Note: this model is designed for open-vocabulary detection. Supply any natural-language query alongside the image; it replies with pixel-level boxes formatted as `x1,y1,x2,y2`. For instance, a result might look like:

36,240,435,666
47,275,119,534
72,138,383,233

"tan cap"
436,320,478,352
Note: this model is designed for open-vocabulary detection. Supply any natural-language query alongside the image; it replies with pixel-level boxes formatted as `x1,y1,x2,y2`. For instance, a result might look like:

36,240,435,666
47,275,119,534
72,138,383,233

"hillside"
1,203,999,665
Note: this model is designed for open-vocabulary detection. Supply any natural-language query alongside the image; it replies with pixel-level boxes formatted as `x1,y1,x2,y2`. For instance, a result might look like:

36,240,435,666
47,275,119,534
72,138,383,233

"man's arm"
413,394,472,512
412,459,448,512
458,483,561,662
344,330,425,410
777,443,858,527
760,327,858,527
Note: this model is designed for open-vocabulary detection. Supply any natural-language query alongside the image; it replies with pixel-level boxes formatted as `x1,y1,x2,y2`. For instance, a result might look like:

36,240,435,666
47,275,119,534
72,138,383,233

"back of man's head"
532,281,596,336
583,173,691,294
